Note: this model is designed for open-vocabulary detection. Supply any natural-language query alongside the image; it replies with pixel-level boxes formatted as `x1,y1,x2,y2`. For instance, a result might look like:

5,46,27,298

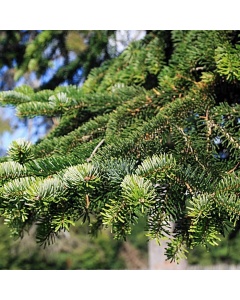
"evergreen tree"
0,30,239,262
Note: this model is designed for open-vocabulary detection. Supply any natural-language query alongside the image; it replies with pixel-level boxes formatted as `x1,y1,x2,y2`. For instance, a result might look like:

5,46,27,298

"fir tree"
0,30,239,262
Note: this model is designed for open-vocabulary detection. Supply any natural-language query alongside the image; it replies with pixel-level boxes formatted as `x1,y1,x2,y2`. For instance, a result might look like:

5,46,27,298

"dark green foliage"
0,30,118,90
188,231,240,266
0,219,126,270
0,30,239,262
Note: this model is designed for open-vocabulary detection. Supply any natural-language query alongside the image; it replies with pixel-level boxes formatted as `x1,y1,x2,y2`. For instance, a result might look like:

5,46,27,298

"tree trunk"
148,240,188,269
148,222,188,270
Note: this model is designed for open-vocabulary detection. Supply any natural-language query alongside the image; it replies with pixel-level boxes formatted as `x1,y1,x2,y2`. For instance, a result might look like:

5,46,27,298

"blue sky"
0,106,48,153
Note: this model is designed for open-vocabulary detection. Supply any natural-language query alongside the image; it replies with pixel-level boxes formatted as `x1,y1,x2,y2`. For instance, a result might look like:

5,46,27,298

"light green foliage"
7,139,34,164
215,43,240,81
0,31,239,262
0,91,31,106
